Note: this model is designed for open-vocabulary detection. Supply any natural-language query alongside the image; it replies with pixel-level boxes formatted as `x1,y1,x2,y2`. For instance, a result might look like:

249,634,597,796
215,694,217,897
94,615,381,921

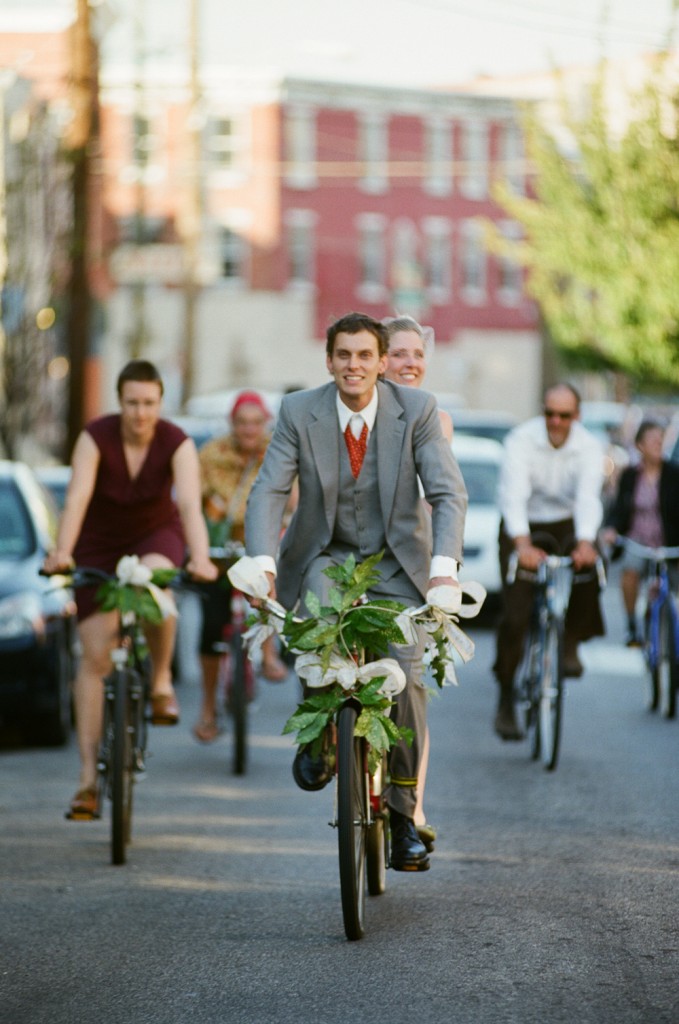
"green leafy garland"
96,567,178,625
277,552,414,772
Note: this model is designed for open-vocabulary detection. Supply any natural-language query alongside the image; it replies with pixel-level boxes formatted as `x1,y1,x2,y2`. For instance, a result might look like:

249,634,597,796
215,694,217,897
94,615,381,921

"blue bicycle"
617,538,679,718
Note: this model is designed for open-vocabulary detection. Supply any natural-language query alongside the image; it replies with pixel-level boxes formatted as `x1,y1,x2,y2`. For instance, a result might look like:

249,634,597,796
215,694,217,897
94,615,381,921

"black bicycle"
209,542,255,775
509,548,605,771
50,565,175,864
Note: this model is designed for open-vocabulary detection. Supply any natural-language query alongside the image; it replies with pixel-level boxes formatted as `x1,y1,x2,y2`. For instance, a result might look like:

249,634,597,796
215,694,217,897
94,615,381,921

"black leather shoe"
292,744,332,791
494,700,523,741
389,809,430,871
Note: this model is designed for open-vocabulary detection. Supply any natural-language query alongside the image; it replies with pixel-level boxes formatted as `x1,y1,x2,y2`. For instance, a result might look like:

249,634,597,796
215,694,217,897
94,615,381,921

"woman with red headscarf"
194,390,288,742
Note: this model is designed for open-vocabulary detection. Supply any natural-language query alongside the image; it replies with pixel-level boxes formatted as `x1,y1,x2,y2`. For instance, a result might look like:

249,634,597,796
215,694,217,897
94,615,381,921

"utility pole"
130,0,149,358
180,0,202,408
64,0,98,457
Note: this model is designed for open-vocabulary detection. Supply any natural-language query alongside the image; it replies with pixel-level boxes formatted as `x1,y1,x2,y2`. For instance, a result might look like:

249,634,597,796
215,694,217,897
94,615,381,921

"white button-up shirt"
499,416,605,542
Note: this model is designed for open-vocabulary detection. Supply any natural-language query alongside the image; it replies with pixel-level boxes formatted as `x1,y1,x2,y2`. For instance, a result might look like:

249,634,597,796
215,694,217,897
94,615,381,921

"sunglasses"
543,408,574,421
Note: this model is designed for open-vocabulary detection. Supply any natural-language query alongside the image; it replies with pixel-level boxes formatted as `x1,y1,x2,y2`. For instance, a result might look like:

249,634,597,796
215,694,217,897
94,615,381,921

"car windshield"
458,460,499,506
0,480,35,558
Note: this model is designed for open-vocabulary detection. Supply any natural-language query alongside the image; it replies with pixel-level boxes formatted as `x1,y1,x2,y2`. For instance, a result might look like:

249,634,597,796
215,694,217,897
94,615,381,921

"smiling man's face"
326,330,388,411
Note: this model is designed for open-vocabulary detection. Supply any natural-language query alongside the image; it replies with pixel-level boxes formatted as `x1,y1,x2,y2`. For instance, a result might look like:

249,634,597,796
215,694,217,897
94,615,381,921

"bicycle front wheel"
229,630,248,774
337,703,368,941
537,619,563,771
658,602,678,720
110,670,135,865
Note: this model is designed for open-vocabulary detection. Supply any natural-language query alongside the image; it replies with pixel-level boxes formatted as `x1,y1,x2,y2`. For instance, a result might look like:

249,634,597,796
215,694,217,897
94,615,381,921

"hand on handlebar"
515,542,547,572
570,540,598,571
185,555,219,582
42,550,75,576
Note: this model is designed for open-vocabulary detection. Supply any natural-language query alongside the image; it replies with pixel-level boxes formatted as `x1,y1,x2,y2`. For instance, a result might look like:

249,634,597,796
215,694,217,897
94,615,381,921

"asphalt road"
2,572,679,1024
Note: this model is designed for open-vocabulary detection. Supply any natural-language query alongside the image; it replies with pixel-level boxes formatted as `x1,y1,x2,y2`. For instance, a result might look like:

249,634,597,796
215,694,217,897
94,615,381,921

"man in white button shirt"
245,312,467,871
493,383,606,740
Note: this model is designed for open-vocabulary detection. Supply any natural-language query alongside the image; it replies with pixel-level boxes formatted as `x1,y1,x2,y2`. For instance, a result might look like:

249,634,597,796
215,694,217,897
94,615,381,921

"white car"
452,434,503,599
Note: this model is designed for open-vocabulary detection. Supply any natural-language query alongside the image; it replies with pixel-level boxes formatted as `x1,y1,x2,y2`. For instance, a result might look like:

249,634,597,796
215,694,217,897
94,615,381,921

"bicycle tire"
366,751,388,896
229,630,248,775
337,703,368,941
538,618,563,771
110,669,135,865
516,636,540,760
658,602,678,720
646,604,660,712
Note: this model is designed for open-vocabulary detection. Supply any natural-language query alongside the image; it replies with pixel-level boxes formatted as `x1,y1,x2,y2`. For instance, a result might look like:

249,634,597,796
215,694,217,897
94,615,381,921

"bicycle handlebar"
614,537,679,563
506,551,606,589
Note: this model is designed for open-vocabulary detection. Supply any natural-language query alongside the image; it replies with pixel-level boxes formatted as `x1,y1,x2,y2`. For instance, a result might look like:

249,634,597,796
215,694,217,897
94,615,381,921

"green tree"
490,59,679,387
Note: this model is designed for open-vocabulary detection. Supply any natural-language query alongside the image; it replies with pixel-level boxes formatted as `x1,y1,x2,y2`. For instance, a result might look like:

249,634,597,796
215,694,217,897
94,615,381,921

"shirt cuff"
430,555,458,581
253,554,277,578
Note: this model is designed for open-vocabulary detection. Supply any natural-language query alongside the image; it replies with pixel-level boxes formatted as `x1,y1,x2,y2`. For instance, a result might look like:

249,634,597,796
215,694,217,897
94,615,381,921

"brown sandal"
66,786,100,821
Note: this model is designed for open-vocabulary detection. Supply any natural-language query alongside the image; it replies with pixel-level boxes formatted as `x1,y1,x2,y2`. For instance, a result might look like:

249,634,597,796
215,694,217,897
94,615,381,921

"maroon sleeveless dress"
73,414,188,621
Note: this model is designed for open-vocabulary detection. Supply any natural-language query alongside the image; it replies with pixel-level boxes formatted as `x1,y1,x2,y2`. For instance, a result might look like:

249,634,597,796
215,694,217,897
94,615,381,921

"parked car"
452,435,503,600
434,398,518,446
0,461,77,744
34,464,71,511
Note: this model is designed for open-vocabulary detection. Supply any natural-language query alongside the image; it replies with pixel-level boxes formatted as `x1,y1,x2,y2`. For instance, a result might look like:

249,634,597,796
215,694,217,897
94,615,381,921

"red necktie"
344,420,368,478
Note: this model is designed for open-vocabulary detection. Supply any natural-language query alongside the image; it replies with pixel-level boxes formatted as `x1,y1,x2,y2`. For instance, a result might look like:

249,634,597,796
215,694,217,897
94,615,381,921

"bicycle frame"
618,538,679,717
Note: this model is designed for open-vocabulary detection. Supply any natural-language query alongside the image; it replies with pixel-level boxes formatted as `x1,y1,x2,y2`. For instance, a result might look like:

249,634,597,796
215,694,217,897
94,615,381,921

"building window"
460,120,488,200
284,105,316,189
356,214,387,301
460,219,486,303
424,119,452,196
285,210,316,286
359,113,388,194
499,121,524,195
497,220,522,304
422,217,451,302
207,115,243,171
219,226,247,281
391,218,423,315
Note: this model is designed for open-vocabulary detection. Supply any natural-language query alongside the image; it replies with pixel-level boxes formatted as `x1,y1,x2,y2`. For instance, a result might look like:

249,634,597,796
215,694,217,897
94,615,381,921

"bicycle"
508,545,606,771
232,553,484,941
614,537,679,718
47,563,178,864
207,541,255,775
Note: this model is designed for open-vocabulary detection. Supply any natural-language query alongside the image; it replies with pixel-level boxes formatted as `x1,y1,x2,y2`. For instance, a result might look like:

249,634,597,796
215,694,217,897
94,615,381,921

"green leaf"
304,590,322,617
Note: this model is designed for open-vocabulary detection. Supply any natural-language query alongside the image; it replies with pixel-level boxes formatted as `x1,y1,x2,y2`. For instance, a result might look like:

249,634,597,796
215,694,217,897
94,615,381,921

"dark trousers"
493,518,605,696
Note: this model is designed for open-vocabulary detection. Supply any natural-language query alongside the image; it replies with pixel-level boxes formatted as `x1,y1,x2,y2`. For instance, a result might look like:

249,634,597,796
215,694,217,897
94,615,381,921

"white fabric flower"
226,556,271,600
116,555,152,586
394,612,419,646
358,658,407,697
455,580,487,619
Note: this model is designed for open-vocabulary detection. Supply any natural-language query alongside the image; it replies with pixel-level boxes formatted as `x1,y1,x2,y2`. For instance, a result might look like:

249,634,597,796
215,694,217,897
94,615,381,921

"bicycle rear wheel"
658,602,678,720
366,751,388,896
337,703,368,941
229,630,248,774
537,619,563,771
110,670,135,865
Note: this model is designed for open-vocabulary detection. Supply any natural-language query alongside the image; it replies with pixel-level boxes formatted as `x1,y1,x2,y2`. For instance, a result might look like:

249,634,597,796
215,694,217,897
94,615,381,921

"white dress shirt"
499,416,605,542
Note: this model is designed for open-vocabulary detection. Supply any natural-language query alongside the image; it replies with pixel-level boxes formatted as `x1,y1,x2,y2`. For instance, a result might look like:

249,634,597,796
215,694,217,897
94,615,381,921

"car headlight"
0,592,45,640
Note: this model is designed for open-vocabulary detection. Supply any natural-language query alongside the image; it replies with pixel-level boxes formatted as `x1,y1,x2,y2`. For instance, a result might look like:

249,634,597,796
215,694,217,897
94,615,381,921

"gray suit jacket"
245,379,468,608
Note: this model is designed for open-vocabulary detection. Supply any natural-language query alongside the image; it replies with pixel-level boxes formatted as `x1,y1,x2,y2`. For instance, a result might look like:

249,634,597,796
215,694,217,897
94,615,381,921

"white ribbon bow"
114,555,177,619
295,652,406,697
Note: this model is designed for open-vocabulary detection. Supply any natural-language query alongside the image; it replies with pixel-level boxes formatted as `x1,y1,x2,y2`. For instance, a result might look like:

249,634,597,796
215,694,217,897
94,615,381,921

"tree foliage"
490,60,679,387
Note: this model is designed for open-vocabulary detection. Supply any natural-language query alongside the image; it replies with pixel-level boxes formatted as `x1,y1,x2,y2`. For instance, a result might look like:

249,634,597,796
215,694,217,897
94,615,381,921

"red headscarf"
229,390,271,421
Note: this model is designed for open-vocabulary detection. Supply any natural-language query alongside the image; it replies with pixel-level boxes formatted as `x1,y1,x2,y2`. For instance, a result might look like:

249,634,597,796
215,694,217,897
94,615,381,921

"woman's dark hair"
116,360,164,396
326,312,388,357
635,419,664,446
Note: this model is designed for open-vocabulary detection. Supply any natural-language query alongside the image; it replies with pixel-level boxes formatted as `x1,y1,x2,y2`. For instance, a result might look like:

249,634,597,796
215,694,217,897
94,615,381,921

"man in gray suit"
245,312,467,871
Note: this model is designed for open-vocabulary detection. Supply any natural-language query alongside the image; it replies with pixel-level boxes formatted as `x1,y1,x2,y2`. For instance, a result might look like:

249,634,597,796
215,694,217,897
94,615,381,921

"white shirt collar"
335,388,378,434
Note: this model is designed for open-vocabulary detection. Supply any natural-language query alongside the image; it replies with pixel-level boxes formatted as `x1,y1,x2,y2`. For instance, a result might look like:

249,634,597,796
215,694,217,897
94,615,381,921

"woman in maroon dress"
44,360,216,819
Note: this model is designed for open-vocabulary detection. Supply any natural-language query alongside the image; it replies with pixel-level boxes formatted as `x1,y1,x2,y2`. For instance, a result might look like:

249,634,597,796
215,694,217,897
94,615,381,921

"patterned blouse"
198,433,268,544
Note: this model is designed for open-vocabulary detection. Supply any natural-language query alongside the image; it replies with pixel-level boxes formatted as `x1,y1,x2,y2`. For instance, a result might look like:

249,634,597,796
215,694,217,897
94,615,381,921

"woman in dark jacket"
603,420,679,644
